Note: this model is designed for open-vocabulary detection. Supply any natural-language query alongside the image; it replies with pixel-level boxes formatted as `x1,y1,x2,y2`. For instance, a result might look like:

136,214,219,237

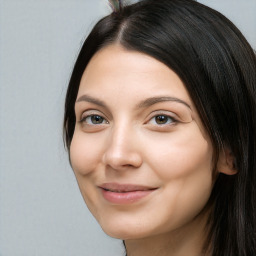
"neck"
125,210,211,256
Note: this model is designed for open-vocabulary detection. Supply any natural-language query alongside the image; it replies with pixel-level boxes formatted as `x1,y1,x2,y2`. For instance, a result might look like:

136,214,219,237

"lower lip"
100,189,156,204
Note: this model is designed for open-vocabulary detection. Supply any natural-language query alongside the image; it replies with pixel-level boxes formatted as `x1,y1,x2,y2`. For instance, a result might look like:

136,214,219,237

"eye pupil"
91,115,103,124
155,115,168,124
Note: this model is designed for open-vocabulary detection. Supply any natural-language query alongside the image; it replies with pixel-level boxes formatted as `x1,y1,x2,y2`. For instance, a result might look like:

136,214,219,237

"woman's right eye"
80,115,108,125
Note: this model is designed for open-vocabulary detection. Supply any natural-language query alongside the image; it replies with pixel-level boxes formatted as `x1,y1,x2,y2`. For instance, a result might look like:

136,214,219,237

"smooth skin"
70,44,234,256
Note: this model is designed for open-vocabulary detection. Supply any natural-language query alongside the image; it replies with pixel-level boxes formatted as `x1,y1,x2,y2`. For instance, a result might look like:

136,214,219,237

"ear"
217,147,237,175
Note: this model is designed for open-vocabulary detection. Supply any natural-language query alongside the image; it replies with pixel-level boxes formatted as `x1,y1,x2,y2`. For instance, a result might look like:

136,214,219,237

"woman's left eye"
148,115,175,125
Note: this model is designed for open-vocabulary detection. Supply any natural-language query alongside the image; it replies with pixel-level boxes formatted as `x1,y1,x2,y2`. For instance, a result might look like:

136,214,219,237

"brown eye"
150,115,175,125
155,115,170,124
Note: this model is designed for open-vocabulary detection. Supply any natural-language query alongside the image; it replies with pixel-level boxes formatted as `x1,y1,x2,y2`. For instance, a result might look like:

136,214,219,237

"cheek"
70,131,104,176
69,131,103,217
141,126,214,229
145,124,213,180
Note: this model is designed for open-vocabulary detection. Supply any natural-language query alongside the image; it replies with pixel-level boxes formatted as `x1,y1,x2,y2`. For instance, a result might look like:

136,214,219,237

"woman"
63,0,256,255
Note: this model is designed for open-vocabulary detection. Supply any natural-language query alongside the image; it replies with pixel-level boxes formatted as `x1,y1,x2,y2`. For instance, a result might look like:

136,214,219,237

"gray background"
0,0,255,255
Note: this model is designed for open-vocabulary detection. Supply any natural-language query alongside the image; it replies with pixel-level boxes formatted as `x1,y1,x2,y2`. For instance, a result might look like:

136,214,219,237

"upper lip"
99,183,157,192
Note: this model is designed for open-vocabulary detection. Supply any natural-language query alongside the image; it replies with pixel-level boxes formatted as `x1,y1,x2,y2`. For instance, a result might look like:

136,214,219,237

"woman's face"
70,44,214,240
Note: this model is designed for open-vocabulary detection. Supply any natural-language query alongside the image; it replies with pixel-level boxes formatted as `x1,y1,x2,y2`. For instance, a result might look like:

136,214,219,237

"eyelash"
79,114,109,125
147,114,177,126
79,113,177,127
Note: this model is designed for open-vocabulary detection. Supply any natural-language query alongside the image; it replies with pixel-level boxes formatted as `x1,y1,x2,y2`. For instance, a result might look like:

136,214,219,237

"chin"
101,226,136,240
100,221,152,240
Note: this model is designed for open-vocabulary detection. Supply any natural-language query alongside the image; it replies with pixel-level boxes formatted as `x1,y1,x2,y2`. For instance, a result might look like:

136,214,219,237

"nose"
102,124,143,171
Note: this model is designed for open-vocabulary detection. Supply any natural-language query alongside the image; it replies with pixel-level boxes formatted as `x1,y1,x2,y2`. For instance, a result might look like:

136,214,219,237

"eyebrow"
137,96,191,109
76,94,191,110
76,95,107,108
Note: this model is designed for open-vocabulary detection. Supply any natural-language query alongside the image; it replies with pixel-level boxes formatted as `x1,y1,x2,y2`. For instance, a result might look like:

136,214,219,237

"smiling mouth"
99,183,157,192
102,188,155,193
99,183,158,204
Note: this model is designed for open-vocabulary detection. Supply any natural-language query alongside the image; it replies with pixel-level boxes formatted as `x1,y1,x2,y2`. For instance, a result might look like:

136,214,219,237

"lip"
99,183,157,204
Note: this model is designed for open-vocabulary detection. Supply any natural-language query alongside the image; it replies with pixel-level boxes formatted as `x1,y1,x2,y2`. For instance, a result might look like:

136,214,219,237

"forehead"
79,44,192,104
85,44,171,74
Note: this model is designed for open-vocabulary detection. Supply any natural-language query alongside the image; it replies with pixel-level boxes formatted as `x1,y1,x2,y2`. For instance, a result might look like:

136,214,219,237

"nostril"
102,151,142,170
102,131,143,169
